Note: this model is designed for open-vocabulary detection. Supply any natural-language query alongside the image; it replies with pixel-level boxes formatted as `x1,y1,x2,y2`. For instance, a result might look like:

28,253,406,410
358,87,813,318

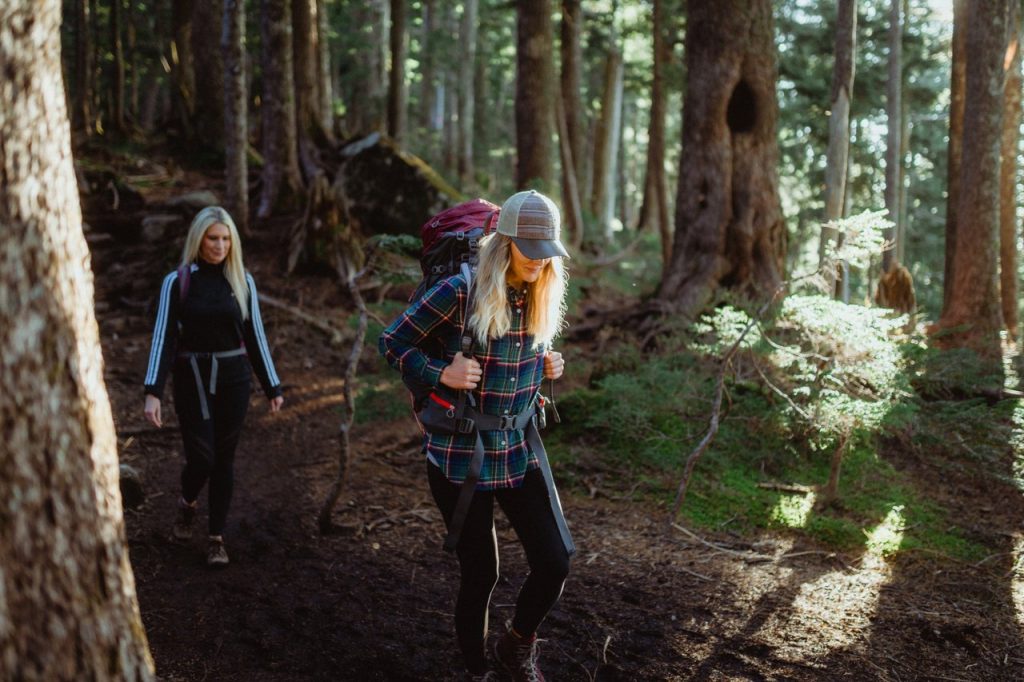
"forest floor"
88,166,1024,681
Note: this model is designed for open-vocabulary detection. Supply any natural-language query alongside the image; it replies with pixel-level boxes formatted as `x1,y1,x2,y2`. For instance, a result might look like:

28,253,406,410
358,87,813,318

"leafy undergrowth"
549,294,1021,562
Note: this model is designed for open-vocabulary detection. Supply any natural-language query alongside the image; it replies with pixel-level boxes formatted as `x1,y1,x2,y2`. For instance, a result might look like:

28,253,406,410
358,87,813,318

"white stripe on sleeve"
247,274,280,386
144,271,178,385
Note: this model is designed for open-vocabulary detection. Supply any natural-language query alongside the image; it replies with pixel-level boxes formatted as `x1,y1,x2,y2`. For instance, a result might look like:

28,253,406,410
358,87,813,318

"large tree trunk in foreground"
882,0,902,273
515,0,554,189
0,2,154,678
942,0,968,317
656,0,786,318
223,0,248,233
934,0,1009,367
1000,3,1021,340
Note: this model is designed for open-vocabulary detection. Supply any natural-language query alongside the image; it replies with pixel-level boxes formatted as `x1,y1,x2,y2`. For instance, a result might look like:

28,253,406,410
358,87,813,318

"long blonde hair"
468,233,567,349
180,206,250,319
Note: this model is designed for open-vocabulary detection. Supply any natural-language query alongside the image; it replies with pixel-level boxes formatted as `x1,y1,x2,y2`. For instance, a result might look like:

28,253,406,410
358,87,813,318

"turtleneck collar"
196,258,226,273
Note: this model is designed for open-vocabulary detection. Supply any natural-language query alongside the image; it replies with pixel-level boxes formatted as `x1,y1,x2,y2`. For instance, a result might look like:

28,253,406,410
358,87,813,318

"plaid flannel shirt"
379,274,545,490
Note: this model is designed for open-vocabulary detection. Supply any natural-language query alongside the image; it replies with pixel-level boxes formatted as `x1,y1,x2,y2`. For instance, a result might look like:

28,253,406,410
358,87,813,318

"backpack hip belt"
178,348,248,420
441,398,575,558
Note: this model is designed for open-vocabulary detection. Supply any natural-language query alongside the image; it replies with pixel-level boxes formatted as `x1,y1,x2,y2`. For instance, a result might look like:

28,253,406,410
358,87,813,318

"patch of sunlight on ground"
864,505,906,556
770,492,816,528
1012,535,1024,630
1008,403,1024,494
755,506,905,660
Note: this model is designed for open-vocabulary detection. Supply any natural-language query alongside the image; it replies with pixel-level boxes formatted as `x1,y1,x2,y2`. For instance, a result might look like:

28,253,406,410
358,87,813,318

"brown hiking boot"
494,630,545,682
206,536,229,567
171,498,196,541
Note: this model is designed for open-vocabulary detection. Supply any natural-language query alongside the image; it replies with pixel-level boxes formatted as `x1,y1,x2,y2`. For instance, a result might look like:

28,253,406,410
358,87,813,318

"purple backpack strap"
177,264,191,301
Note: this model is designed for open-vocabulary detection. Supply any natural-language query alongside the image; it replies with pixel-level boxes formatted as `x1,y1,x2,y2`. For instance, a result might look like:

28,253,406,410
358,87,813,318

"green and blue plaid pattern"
379,274,544,489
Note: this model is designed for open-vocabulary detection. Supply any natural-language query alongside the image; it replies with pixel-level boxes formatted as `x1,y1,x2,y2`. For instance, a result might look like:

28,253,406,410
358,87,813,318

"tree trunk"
192,0,225,151
1000,2,1021,340
171,0,196,136
73,0,94,134
316,0,334,136
557,92,585,251
0,2,155,677
819,0,856,281
293,0,318,138
656,0,786,318
420,0,438,132
387,0,407,142
601,54,624,242
935,0,1009,368
560,0,585,189
942,0,968,316
457,0,478,186
637,0,673,269
110,0,127,132
515,0,554,189
883,0,901,273
127,0,138,119
591,49,623,220
223,0,248,233
259,0,303,218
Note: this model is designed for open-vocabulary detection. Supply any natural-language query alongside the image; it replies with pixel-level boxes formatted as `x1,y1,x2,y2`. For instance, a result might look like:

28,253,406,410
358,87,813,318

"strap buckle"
456,417,475,434
498,414,515,430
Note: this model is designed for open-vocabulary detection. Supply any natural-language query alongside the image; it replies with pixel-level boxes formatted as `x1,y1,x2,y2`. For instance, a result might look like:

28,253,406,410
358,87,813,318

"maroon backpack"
412,198,500,301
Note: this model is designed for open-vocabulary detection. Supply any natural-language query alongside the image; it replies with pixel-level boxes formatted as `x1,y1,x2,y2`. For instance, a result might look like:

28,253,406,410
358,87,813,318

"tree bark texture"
457,0,479,185
656,0,786,318
560,0,585,186
936,0,1009,364
557,92,585,251
943,0,968,316
637,0,673,269
259,0,303,218
387,0,407,142
191,0,225,151
316,0,334,135
820,0,856,270
292,0,318,138
591,49,623,219
0,2,155,678
73,0,94,134
515,0,555,189
1000,2,1021,339
223,0,248,233
883,0,901,272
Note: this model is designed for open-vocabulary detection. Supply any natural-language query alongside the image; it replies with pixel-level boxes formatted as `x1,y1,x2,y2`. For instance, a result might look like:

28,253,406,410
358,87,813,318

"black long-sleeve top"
143,260,282,400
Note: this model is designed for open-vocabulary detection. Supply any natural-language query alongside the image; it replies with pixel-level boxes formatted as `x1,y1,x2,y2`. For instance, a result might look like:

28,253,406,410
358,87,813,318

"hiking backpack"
402,199,500,408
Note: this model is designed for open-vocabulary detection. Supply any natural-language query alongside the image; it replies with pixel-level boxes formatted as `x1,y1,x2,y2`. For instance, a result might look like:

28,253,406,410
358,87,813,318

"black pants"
427,461,571,673
173,362,251,536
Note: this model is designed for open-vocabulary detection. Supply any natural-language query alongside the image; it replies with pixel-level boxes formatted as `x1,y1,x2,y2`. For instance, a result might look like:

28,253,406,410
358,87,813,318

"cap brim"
511,237,570,260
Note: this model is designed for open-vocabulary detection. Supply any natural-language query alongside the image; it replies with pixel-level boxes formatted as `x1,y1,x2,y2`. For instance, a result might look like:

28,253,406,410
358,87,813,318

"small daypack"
401,199,500,408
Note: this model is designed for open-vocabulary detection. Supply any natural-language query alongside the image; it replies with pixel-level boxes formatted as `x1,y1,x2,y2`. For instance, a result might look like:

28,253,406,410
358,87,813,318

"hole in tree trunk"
727,79,757,133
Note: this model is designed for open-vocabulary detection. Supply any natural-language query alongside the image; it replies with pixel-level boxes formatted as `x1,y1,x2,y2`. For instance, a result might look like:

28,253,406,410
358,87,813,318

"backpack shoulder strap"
177,263,192,301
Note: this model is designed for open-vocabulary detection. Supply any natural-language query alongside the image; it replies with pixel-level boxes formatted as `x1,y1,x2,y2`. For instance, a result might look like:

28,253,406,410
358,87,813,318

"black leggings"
427,461,571,673
173,364,250,536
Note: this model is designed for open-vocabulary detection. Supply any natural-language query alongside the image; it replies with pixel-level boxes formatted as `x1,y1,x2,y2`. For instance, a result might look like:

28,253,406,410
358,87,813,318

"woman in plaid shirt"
380,191,572,682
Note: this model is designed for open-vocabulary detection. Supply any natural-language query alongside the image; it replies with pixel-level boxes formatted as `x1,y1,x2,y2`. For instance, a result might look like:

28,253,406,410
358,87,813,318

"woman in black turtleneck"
143,206,283,567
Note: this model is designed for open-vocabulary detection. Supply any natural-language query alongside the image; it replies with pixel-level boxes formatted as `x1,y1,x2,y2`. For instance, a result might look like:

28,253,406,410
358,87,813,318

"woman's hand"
440,352,482,390
543,350,564,380
269,395,284,412
144,395,162,428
